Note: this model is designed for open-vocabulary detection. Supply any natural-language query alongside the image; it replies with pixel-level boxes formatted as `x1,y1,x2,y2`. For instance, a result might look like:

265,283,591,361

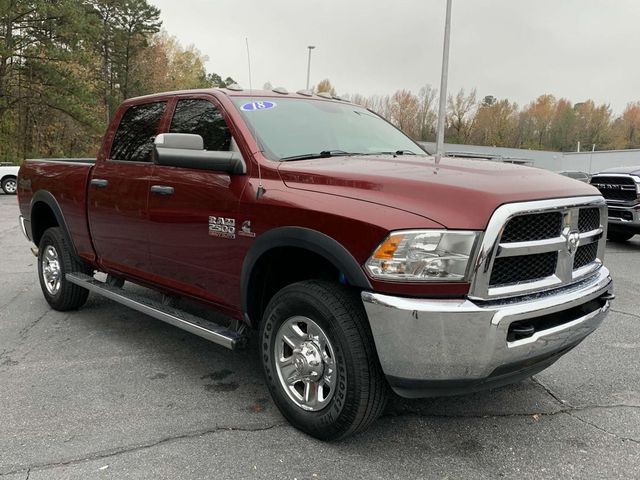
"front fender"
240,226,372,321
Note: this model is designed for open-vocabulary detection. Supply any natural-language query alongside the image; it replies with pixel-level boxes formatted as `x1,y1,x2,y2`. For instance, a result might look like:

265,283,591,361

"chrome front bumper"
362,267,613,398
608,204,640,229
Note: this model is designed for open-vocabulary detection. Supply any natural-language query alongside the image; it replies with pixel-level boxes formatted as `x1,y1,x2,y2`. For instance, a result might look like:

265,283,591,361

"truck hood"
278,155,601,230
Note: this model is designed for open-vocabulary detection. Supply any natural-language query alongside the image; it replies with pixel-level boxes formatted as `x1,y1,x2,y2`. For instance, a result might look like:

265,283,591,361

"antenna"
245,37,266,200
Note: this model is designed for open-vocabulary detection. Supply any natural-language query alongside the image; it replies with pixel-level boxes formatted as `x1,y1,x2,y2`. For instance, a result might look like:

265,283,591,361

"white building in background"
562,149,640,174
421,142,640,174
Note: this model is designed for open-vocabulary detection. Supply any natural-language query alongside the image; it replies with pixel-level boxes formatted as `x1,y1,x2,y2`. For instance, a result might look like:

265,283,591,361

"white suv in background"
0,163,19,195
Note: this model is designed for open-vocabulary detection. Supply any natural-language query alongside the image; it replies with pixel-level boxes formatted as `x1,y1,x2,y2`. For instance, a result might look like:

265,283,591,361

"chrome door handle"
91,178,108,188
150,185,174,196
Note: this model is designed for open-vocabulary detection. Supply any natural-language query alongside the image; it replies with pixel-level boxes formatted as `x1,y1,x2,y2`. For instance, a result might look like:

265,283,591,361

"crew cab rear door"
146,96,248,308
88,100,167,277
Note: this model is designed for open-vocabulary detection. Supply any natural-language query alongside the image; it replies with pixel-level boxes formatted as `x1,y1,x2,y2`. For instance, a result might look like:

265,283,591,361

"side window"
110,102,166,162
170,99,231,151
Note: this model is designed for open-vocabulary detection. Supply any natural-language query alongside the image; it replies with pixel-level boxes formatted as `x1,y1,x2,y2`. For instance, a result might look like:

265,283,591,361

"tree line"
2,1,638,164
0,0,235,163
324,80,639,152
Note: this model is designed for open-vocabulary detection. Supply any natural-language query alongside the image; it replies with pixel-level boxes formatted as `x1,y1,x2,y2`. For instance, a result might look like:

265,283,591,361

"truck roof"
125,87,356,105
594,165,640,175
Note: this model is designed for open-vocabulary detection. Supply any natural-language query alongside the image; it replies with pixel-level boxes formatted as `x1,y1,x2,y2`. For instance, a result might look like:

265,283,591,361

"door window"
110,102,167,162
170,99,231,151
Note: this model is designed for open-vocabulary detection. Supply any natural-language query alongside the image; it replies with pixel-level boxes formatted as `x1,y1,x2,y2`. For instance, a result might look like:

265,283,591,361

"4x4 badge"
238,220,256,238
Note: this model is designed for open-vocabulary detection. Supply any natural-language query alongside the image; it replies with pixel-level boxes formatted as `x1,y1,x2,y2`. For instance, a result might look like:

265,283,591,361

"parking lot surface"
0,193,639,479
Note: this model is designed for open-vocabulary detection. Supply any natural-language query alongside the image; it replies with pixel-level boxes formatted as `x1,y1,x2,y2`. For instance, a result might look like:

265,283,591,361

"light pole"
435,0,453,159
306,45,316,90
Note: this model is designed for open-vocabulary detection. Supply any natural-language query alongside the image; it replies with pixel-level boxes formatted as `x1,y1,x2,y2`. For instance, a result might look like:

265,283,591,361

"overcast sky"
150,0,638,114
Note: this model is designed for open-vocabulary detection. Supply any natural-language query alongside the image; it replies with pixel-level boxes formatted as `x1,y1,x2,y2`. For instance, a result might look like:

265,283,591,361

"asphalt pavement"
0,193,638,479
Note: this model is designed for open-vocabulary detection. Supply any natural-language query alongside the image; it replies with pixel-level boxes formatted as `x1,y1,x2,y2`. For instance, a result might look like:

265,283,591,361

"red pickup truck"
17,88,614,440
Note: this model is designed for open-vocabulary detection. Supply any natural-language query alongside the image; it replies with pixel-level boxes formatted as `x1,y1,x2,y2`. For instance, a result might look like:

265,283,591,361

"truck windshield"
231,97,424,160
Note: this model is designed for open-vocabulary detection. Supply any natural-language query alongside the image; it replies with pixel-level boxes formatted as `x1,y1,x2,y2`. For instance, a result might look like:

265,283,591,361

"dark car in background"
590,166,640,241
559,171,591,183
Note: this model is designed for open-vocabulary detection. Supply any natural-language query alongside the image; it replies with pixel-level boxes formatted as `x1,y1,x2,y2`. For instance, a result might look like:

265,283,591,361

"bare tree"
446,88,477,142
389,89,420,138
417,84,438,141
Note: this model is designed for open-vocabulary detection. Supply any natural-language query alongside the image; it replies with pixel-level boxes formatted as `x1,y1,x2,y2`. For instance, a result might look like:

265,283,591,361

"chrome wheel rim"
274,316,338,411
42,245,62,295
4,179,16,193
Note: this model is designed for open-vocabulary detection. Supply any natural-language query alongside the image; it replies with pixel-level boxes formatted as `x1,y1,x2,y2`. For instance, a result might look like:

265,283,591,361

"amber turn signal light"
372,234,404,260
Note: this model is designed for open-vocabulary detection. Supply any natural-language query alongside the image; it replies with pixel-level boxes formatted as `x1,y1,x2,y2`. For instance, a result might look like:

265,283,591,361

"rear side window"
170,99,231,151
110,102,166,162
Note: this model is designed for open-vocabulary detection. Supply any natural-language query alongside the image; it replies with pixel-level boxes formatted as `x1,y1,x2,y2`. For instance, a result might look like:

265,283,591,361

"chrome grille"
578,208,600,232
501,212,562,243
573,242,598,270
590,176,637,202
470,196,607,300
490,252,557,286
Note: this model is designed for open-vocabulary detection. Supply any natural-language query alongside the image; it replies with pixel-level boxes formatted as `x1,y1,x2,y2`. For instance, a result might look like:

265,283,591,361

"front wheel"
260,280,388,440
37,227,90,311
1,176,17,195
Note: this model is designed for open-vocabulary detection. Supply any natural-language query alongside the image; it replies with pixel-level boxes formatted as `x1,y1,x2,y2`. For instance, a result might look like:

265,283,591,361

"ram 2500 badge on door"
17,88,614,440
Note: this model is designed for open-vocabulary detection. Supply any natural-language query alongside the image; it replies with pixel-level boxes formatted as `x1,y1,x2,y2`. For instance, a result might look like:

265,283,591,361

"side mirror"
153,133,246,174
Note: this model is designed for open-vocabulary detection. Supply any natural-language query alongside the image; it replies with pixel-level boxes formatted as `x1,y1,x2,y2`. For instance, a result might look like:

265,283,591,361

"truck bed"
25,157,96,164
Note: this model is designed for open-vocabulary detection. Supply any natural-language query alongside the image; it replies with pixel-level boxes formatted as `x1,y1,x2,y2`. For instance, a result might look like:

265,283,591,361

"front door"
146,97,247,308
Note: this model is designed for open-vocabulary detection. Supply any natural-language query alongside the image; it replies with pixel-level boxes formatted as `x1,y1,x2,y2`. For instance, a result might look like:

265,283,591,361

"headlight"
365,230,479,282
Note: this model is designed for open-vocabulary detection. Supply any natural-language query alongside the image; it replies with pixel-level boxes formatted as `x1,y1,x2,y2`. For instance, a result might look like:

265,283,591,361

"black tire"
607,230,635,242
37,227,91,311
1,176,17,195
260,280,388,440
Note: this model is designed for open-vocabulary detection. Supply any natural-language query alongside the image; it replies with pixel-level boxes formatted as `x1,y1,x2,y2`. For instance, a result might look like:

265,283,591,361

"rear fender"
30,190,78,257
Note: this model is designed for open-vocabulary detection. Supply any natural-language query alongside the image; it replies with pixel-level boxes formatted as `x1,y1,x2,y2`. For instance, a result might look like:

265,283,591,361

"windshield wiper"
359,150,418,156
395,150,417,155
280,150,358,161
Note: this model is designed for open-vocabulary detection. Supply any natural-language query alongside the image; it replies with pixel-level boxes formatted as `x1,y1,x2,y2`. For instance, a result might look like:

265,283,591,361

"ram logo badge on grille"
563,228,581,255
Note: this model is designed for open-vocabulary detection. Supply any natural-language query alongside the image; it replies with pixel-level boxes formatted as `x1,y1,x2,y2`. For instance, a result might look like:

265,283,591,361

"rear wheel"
259,280,388,440
607,230,635,242
1,176,17,195
38,227,91,311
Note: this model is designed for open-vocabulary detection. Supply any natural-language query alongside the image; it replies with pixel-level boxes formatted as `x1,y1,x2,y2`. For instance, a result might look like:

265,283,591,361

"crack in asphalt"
531,376,640,445
566,410,640,446
0,379,638,477
384,403,640,421
0,423,287,477
0,309,51,374
0,289,30,316
530,376,574,408
17,310,51,340
611,308,640,320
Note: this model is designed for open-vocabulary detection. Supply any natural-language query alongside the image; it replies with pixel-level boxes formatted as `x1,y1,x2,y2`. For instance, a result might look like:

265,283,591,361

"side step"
66,272,246,350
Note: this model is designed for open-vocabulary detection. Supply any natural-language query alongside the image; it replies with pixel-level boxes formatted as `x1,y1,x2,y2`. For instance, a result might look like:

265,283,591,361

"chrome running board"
66,272,246,350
